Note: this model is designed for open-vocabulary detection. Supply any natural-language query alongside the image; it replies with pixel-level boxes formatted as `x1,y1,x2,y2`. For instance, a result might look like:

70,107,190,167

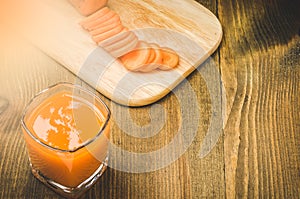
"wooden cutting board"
21,0,222,106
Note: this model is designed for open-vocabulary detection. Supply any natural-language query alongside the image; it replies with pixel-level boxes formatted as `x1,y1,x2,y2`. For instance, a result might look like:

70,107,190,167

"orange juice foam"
23,91,110,188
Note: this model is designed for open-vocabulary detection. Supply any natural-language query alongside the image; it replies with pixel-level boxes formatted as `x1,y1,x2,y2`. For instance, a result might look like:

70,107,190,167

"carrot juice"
21,83,110,197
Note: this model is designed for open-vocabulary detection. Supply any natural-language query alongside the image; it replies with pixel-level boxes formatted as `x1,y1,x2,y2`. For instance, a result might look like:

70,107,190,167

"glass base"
30,156,108,199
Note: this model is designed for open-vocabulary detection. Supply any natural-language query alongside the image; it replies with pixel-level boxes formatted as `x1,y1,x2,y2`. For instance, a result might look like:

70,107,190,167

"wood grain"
0,0,299,199
218,0,300,198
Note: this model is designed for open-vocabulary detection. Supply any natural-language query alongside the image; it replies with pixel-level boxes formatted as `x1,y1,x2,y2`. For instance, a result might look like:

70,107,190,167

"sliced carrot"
148,43,163,64
79,6,180,73
84,10,117,31
92,24,124,44
86,11,117,31
109,33,138,58
159,47,179,70
138,48,159,72
104,31,136,53
98,28,130,47
90,20,121,36
137,43,163,72
79,7,110,27
90,14,121,34
146,48,156,63
120,41,151,71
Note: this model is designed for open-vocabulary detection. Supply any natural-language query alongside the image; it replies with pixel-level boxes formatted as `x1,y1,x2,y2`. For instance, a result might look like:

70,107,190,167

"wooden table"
0,0,299,198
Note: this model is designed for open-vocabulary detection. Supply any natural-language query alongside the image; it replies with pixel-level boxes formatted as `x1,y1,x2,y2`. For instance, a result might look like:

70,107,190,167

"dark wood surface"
0,0,299,198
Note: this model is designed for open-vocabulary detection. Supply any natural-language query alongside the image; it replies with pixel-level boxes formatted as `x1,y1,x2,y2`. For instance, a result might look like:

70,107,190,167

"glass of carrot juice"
21,82,111,198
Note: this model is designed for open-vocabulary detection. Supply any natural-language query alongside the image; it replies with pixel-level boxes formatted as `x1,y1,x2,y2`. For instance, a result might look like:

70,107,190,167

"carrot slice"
120,41,151,71
104,31,136,53
79,7,110,26
109,33,138,58
159,47,179,70
92,24,124,44
90,20,121,36
146,48,156,63
138,48,159,72
138,43,163,72
84,11,117,31
90,14,121,35
148,43,163,64
98,28,130,47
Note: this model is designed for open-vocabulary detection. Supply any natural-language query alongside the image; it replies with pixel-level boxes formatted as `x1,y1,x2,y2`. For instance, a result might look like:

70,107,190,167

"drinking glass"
21,82,111,198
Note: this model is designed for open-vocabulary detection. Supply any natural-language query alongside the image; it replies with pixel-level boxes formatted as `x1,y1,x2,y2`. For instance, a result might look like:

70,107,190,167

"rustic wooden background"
0,0,299,198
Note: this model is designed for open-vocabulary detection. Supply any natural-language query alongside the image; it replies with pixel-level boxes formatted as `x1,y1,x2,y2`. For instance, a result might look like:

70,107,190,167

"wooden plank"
218,0,300,198
13,0,222,106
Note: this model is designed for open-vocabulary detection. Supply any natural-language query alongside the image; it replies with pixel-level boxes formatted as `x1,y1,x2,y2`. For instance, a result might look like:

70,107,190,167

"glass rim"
20,82,111,153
